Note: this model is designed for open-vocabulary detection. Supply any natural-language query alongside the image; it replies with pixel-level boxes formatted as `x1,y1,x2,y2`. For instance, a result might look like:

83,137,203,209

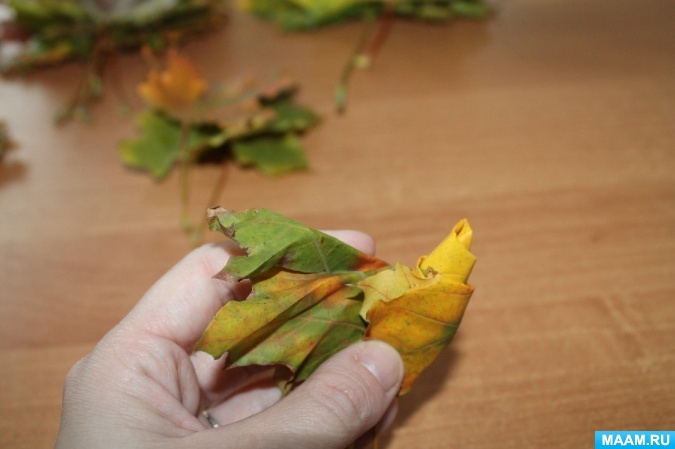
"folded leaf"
360,219,476,394
415,218,475,282
196,269,366,381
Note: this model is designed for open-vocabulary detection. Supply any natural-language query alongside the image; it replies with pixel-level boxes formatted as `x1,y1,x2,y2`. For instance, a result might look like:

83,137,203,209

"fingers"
204,378,282,426
185,340,404,449
121,242,242,349
323,230,377,256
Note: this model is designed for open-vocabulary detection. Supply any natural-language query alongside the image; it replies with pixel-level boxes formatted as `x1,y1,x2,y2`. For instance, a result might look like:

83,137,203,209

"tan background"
1,0,674,447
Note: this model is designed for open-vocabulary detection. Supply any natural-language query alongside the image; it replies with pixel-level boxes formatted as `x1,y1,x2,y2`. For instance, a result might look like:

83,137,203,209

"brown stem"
335,9,395,114
335,15,375,114
106,50,136,115
56,35,109,125
178,122,193,232
363,9,395,63
190,159,231,246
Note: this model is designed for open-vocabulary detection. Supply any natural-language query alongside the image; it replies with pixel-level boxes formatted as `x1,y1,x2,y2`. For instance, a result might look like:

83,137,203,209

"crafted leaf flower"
196,209,477,396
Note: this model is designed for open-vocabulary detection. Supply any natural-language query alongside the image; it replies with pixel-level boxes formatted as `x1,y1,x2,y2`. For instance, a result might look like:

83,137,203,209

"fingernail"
356,341,403,393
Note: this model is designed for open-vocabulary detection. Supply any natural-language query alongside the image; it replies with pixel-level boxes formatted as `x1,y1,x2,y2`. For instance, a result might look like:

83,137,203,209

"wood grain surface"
1,1,674,447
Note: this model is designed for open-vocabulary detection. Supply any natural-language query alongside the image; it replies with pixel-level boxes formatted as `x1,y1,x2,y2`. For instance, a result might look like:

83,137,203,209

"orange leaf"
138,49,207,113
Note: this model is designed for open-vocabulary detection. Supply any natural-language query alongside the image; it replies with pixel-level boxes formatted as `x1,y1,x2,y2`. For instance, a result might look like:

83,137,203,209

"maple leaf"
119,111,221,179
138,48,208,114
231,134,308,176
196,208,476,395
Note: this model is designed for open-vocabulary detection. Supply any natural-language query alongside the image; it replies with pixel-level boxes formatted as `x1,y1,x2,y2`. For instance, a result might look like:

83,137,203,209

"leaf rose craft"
196,208,476,395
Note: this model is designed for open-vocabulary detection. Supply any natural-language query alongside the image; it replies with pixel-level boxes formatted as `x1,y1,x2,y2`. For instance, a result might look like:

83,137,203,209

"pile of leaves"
0,120,15,159
121,50,319,235
197,208,477,395
0,0,227,122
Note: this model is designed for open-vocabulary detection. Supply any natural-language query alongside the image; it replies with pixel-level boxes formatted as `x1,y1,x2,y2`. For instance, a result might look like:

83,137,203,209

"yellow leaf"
359,219,477,394
138,49,207,113
415,218,476,282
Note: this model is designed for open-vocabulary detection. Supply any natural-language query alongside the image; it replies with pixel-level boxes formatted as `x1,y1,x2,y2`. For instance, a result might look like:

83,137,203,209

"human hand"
55,231,404,449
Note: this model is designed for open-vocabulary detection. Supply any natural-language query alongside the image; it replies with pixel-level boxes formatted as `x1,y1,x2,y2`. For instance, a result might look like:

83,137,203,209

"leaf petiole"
178,121,193,232
190,158,232,246
335,7,395,114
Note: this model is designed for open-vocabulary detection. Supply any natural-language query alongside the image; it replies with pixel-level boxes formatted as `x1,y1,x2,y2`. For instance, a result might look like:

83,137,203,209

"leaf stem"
335,9,395,114
363,8,394,64
335,14,375,114
190,158,231,246
178,121,193,232
56,33,109,125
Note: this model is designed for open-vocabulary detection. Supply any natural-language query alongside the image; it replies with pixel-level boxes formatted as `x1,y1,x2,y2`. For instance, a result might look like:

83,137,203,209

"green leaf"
232,134,308,176
206,208,389,282
239,0,490,30
119,111,217,179
267,98,321,133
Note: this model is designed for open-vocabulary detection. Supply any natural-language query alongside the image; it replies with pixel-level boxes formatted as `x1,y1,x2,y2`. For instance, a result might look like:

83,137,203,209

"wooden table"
1,1,674,447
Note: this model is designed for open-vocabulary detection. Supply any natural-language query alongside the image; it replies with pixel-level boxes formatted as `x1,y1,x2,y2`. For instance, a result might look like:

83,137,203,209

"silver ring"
202,410,220,428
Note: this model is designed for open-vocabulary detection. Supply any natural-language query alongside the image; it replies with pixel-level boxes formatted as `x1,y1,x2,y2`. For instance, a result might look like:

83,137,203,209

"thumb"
188,341,404,449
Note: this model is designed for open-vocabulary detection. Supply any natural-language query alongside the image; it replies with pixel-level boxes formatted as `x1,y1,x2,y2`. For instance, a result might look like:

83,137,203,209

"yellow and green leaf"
359,219,476,393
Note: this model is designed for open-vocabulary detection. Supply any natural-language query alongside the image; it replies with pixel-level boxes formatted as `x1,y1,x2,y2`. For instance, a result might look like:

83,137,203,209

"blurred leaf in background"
239,0,489,30
122,49,319,179
120,50,320,239
0,0,227,123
